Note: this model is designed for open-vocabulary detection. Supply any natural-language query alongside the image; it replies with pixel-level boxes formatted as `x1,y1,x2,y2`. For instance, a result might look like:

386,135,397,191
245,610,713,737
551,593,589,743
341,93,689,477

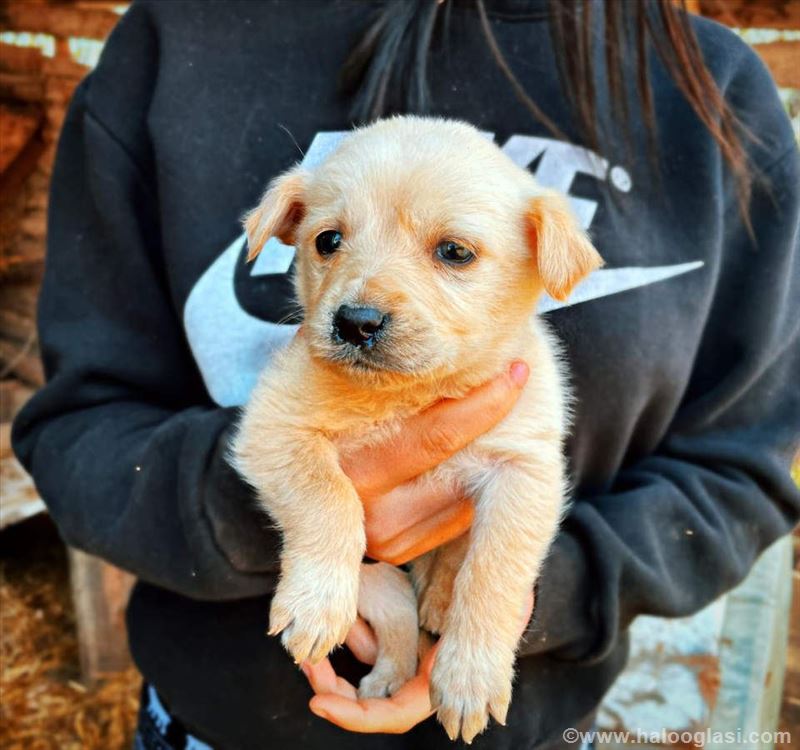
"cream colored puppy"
233,116,602,743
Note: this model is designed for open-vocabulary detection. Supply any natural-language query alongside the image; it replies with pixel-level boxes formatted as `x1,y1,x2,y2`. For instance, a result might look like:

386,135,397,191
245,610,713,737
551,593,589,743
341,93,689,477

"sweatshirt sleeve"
521,132,800,658
11,70,281,601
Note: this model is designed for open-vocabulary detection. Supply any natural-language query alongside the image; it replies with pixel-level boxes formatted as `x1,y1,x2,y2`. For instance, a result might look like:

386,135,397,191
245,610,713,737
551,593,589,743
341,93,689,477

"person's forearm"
13,399,280,600
521,438,800,661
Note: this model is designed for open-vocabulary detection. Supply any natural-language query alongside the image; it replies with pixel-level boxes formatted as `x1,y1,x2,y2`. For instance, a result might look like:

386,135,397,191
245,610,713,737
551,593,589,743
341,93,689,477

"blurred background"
0,1,798,748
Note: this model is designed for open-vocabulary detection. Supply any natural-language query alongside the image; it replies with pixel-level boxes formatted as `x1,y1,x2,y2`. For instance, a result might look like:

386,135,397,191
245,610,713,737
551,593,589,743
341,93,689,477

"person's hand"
302,593,535,734
337,361,530,565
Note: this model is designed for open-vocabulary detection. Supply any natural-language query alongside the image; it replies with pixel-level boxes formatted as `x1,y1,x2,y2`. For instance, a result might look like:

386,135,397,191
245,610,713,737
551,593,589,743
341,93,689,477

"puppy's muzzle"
332,305,388,348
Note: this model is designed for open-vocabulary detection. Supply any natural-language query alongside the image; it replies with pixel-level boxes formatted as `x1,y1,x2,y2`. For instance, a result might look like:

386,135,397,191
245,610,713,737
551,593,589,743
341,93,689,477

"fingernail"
509,361,529,386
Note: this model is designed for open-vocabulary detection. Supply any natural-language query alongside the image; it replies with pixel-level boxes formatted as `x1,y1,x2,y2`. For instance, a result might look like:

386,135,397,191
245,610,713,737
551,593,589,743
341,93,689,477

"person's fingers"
368,499,474,565
344,617,379,665
341,362,529,497
308,643,440,734
301,659,359,700
418,638,438,677
363,480,466,551
309,669,433,733
300,659,337,694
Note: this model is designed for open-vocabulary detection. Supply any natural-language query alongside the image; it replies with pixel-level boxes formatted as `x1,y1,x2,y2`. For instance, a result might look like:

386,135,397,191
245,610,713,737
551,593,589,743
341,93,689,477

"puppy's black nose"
333,305,388,347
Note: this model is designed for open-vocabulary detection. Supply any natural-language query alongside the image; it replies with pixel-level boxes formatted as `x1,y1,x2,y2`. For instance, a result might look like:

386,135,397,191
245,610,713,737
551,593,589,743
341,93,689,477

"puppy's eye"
435,241,475,266
316,230,342,256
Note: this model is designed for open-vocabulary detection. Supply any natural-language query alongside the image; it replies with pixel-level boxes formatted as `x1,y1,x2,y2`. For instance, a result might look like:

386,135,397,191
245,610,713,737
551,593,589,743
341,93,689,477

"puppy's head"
244,117,602,380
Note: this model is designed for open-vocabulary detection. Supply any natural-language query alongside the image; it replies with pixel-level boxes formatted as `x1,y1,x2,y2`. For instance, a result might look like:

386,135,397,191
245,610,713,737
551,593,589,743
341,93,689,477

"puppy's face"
245,118,601,380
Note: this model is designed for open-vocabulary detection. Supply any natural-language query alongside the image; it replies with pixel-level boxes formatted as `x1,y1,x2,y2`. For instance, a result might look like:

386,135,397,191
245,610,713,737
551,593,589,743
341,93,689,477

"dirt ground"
1,515,798,750
0,516,139,750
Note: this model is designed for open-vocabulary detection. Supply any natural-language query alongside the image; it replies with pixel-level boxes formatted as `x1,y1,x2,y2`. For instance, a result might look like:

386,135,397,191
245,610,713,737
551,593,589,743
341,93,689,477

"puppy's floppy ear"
525,191,603,301
243,167,308,261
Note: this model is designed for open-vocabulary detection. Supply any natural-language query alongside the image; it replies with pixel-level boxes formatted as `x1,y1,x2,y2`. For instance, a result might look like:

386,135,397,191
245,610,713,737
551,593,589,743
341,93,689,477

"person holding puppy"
12,1,799,749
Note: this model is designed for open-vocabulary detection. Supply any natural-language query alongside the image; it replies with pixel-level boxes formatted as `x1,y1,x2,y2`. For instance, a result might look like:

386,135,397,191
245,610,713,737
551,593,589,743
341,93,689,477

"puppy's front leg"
414,534,470,635
237,427,365,665
431,458,564,743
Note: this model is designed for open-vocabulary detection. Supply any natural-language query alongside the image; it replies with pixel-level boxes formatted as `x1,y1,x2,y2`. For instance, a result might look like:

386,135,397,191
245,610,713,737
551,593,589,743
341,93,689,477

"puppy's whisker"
277,123,305,158
274,306,304,327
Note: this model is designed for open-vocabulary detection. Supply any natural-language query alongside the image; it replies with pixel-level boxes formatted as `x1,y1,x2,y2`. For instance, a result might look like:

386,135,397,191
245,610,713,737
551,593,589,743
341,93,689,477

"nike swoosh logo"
183,240,704,407
185,235,298,407
537,261,705,313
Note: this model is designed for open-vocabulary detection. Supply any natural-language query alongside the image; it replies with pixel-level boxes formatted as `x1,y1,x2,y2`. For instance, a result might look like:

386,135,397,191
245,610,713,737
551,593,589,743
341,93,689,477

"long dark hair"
341,0,753,219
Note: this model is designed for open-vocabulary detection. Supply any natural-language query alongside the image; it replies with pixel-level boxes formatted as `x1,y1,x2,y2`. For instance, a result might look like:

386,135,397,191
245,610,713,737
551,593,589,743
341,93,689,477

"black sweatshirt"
11,1,800,748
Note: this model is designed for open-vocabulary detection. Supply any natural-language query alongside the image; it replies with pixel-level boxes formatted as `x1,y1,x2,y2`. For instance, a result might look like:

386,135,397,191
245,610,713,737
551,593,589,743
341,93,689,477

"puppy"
233,116,602,743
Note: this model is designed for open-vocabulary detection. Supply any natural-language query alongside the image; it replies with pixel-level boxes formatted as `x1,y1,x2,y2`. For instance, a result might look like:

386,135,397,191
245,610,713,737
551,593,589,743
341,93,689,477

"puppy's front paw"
358,658,415,699
356,621,418,699
268,563,359,665
415,539,466,635
430,635,515,744
418,574,453,635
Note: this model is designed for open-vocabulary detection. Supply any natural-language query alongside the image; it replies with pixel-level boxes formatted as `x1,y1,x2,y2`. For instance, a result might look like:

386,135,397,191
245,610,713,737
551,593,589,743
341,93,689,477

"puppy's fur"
233,117,602,743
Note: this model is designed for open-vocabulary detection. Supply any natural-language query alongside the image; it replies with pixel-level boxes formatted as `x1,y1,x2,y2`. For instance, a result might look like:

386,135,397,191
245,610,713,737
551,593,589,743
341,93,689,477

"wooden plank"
0,289,39,357
753,40,800,88
44,73,81,104
0,104,42,175
73,1,129,12
598,598,727,741
25,181,48,211
17,206,46,239
0,378,33,421
0,126,45,206
698,0,800,29
0,263,45,285
23,167,50,195
0,282,40,318
0,41,44,75
0,241,46,272
777,569,800,749
0,3,121,40
597,537,794,747
0,305,36,344
0,71,44,102
708,537,793,743
0,421,45,529
68,548,135,683
0,248,46,283
41,54,91,80
0,337,44,387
